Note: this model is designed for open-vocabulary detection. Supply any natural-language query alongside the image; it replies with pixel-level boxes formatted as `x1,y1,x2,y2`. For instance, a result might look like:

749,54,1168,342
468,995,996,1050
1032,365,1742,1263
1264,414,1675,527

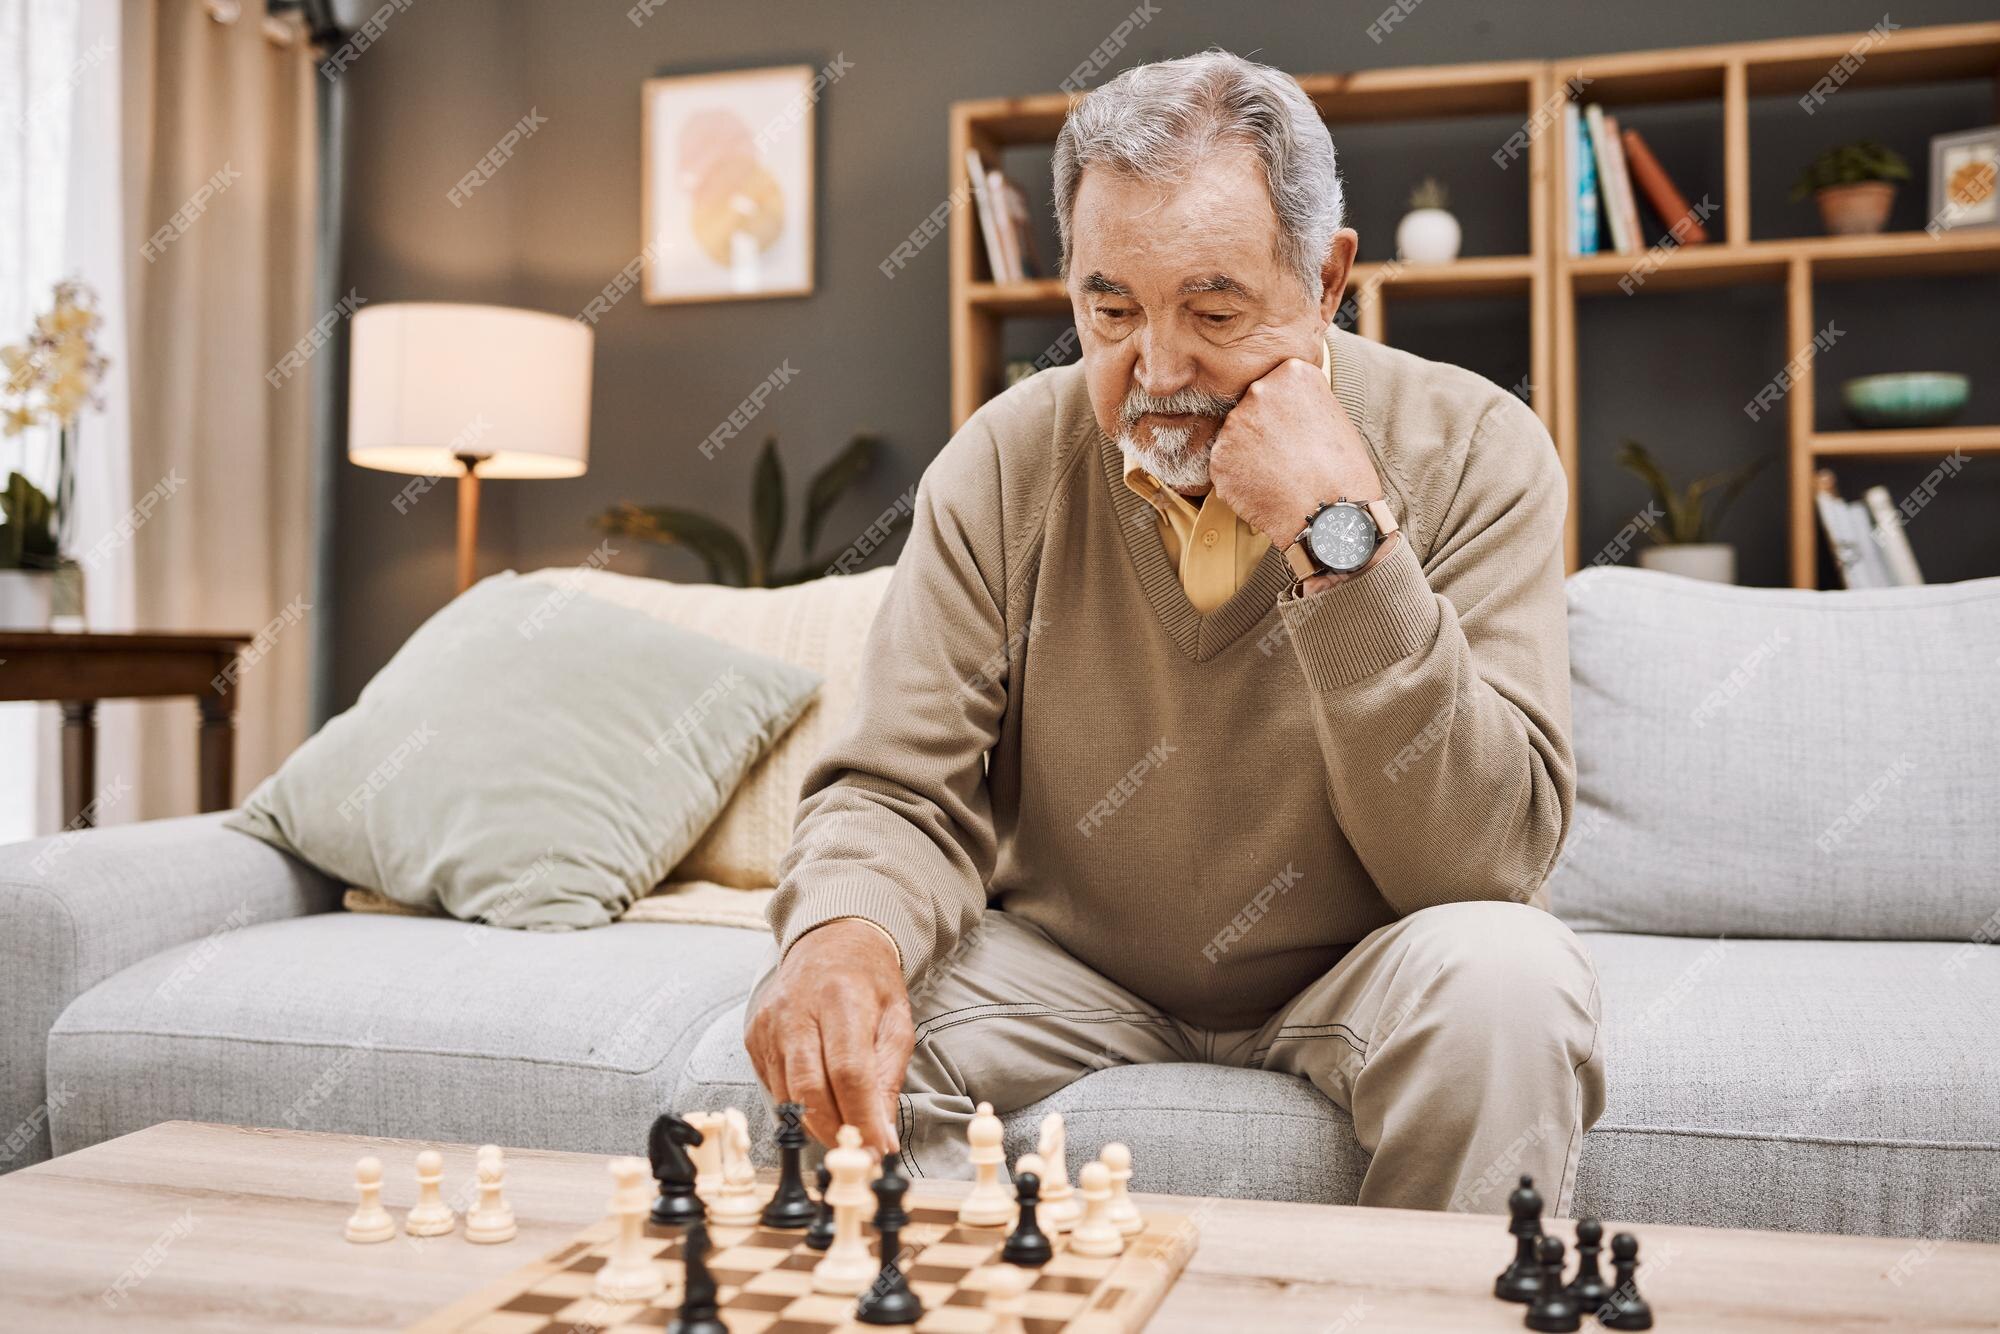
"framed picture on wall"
1928,125,1999,232
641,64,816,304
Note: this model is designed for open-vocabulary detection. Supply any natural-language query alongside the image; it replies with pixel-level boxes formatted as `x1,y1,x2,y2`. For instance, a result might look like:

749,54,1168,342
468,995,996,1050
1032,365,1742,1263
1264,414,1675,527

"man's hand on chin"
1208,355,1392,592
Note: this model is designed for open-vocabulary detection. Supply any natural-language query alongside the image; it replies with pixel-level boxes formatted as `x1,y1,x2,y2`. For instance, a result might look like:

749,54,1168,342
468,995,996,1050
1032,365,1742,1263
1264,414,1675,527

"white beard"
1118,420,1210,491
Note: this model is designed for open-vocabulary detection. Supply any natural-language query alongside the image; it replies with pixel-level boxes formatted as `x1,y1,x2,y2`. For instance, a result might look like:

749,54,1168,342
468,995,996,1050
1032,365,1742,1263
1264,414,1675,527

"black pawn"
1524,1234,1581,1333
1565,1218,1613,1314
1600,1233,1655,1331
760,1102,817,1229
1000,1170,1054,1267
1494,1174,1544,1303
856,1156,923,1325
666,1216,727,1334
804,1163,835,1251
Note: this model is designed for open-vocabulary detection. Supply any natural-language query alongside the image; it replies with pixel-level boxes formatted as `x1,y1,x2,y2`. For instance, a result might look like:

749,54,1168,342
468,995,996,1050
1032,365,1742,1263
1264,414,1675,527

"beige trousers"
750,900,1606,1215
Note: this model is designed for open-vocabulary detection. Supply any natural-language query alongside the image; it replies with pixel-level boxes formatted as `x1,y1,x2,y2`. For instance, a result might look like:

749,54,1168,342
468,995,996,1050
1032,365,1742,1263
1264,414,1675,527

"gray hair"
1051,49,1343,299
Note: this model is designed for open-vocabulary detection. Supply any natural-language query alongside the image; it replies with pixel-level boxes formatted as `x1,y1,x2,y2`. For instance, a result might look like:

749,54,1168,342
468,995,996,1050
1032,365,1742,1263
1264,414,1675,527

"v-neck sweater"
769,327,1575,1031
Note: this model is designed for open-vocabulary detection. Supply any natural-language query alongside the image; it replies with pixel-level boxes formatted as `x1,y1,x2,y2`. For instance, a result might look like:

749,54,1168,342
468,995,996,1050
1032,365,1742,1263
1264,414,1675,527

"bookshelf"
948,21,2000,589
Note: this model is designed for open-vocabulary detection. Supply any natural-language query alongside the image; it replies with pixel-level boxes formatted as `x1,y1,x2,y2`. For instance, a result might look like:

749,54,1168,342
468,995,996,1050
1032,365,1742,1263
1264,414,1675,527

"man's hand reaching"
744,919,913,1155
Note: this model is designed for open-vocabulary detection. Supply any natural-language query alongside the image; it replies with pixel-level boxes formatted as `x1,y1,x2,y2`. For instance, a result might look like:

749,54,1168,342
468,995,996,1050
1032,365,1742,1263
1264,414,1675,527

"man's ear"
1317,229,1360,326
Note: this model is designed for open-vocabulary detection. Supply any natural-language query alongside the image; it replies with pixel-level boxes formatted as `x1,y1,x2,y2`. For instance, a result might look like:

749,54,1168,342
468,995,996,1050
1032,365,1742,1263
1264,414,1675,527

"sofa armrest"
0,812,340,1171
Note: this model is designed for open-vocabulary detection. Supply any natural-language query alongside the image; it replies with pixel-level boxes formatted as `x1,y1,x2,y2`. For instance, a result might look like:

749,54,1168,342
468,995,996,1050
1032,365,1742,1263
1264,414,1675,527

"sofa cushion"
45,914,768,1157
671,934,2000,1241
1553,568,2000,939
527,565,894,889
229,573,820,929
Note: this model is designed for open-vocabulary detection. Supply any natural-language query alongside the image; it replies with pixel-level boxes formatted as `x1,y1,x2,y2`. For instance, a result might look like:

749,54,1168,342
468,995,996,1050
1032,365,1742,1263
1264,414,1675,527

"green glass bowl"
1841,372,1970,428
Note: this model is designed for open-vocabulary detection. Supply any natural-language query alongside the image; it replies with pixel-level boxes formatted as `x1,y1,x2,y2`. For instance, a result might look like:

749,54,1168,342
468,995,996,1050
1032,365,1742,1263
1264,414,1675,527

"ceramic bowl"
1841,372,1969,428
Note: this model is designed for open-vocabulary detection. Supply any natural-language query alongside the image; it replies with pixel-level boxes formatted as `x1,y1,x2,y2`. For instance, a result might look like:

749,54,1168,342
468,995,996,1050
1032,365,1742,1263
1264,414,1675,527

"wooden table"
0,631,251,825
0,1121,1995,1331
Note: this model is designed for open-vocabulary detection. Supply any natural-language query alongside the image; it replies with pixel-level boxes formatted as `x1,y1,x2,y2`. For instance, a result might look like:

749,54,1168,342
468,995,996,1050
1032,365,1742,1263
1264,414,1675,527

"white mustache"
1120,385,1238,428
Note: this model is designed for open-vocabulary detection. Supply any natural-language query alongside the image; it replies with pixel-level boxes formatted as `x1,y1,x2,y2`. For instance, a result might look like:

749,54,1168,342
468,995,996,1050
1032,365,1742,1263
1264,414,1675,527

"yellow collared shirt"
1121,337,1333,613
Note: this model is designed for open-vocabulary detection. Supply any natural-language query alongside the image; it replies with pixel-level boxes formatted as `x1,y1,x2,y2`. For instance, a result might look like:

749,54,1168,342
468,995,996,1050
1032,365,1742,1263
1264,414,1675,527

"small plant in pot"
1395,177,1461,264
1790,141,1909,236
1616,440,1770,584
1,278,107,628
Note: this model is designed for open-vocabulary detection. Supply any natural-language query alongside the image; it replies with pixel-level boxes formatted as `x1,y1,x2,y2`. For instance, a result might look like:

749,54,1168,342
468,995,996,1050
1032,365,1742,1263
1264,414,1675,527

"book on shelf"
964,148,1011,282
1619,127,1709,245
985,168,1020,281
1564,103,1602,257
1861,484,1926,585
996,172,1043,279
1584,105,1637,255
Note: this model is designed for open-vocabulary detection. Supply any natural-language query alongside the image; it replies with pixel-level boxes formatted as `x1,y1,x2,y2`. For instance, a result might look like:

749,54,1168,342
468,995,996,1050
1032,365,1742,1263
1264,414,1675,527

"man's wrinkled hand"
1208,355,1383,546
744,919,912,1154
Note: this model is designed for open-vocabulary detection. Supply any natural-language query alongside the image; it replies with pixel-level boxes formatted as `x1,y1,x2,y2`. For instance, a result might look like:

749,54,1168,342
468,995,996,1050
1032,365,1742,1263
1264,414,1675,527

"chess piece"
811,1126,876,1294
855,1154,923,1325
710,1107,762,1226
1599,1233,1655,1331
648,1111,707,1226
666,1216,727,1334
760,1101,816,1228
464,1145,517,1244
805,1163,836,1251
1524,1234,1582,1333
1493,1174,1543,1302
343,1155,395,1244
1068,1161,1123,1258
1000,1169,1054,1267
596,1156,666,1301
1036,1114,1079,1235
957,1101,1013,1227
1099,1142,1142,1237
684,1111,725,1202
1565,1217,1612,1312
986,1261,1035,1334
403,1149,455,1237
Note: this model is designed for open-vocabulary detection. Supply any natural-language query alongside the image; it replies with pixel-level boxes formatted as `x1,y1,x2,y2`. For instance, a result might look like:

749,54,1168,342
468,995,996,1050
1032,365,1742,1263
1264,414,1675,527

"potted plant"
596,433,907,586
1790,141,1910,235
1616,440,1769,584
1395,177,1461,264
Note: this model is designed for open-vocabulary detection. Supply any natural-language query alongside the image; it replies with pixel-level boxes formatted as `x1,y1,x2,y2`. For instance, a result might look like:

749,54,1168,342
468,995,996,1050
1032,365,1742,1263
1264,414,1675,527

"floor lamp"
347,303,594,593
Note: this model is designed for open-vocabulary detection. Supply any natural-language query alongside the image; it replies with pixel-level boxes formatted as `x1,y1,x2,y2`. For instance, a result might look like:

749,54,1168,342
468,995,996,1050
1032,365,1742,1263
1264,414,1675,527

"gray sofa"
4,567,1996,1244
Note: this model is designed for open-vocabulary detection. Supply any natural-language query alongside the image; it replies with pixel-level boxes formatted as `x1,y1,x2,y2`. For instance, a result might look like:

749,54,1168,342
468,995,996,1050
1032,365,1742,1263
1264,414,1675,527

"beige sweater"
768,327,1574,1032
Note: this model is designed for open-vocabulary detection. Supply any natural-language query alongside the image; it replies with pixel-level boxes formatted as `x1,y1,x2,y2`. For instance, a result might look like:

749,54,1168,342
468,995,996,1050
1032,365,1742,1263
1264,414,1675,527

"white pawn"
344,1156,395,1244
465,1145,517,1244
403,1149,455,1237
986,1260,1035,1334
958,1101,1013,1227
812,1126,877,1295
1069,1161,1123,1257
1099,1142,1143,1236
1036,1113,1079,1235
595,1157,665,1301
710,1108,762,1226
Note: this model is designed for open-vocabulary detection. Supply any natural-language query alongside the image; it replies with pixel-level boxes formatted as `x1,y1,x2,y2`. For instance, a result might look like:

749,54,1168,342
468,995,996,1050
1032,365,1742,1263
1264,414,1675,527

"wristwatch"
1283,497,1399,578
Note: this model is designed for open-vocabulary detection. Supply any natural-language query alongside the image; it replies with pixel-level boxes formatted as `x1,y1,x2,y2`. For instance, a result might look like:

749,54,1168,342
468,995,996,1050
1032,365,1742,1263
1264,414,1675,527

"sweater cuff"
775,880,929,985
1276,533,1440,689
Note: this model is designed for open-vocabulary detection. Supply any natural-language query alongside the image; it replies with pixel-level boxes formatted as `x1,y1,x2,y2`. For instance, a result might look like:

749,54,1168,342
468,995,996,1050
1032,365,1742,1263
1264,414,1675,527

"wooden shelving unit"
1548,21,2000,585
948,61,1556,432
950,22,2000,587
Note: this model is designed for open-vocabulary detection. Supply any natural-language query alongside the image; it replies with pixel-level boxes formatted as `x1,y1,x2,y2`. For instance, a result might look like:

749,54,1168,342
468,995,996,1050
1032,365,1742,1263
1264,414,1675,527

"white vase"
1395,207,1462,264
0,570,55,629
1638,544,1737,584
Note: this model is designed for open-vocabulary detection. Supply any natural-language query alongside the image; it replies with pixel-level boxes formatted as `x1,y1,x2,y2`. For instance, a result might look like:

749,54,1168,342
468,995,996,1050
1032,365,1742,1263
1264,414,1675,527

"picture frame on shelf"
1927,125,2000,233
640,64,817,304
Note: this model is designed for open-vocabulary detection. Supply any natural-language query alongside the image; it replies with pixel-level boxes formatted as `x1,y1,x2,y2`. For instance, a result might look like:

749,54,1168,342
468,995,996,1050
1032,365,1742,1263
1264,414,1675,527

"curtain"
122,0,317,818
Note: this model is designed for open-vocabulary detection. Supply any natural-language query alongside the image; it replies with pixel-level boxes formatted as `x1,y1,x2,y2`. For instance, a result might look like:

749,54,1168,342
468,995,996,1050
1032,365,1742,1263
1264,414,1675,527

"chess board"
405,1185,1199,1334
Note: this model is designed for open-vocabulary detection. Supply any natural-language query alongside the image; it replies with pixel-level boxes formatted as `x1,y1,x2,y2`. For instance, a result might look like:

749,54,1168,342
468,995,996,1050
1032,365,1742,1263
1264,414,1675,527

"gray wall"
336,0,2000,708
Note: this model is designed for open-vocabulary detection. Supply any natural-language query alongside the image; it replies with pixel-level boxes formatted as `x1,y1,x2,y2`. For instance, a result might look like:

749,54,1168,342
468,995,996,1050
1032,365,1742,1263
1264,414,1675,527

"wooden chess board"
405,1184,1199,1334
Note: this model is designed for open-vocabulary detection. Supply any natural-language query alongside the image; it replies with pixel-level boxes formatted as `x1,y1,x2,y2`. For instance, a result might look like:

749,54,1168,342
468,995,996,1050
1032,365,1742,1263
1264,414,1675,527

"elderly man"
744,49,1604,1214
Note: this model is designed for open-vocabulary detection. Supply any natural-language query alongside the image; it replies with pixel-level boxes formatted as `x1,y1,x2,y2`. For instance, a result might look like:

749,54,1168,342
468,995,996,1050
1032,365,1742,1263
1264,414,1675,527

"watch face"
1308,503,1377,573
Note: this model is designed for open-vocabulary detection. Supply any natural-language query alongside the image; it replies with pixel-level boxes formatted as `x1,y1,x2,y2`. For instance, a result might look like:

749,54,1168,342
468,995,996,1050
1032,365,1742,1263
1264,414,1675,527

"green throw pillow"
228,571,821,929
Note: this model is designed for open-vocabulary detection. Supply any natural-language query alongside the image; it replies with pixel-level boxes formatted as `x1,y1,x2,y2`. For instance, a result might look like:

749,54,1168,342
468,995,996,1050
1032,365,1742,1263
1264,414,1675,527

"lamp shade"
347,302,593,479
